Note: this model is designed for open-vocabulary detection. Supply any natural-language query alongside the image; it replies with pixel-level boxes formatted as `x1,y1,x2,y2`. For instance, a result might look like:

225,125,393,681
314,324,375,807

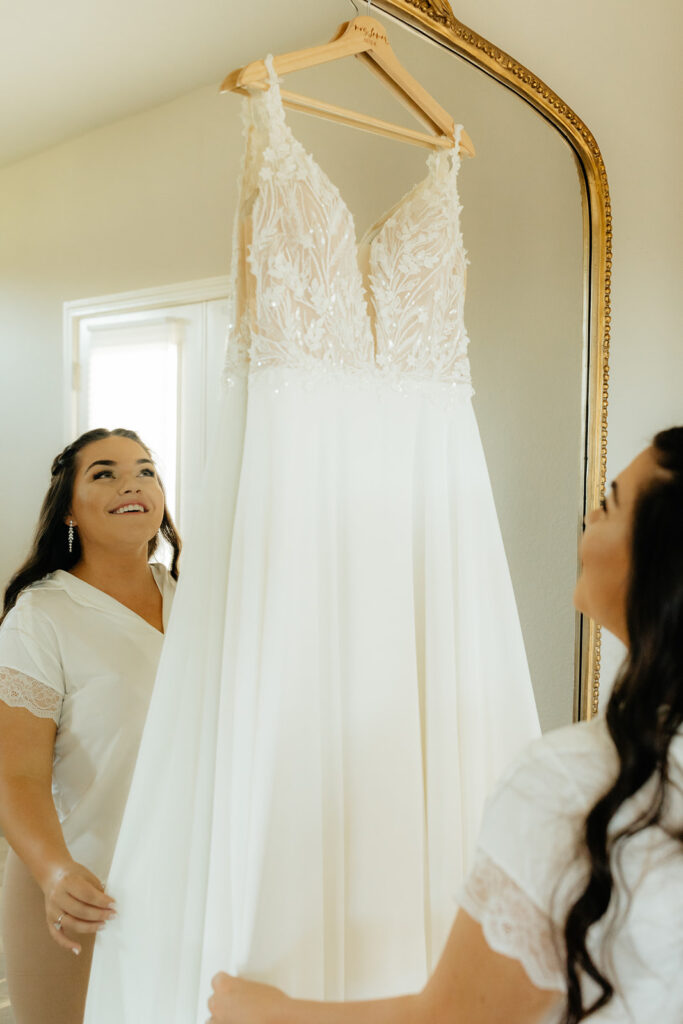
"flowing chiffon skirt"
84,369,539,1023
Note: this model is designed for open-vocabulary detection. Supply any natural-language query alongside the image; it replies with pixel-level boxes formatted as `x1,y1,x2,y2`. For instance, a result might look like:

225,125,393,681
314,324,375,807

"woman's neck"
69,546,153,595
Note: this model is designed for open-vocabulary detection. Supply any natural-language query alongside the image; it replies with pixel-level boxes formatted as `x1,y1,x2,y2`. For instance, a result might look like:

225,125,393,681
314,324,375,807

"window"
82,320,181,517
65,279,231,534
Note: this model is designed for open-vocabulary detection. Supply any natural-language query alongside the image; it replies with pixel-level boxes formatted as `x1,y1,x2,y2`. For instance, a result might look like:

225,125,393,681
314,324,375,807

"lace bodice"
225,56,472,393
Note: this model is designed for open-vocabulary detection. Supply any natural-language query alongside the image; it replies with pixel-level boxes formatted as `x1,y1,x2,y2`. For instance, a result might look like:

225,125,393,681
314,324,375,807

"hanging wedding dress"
84,60,540,1023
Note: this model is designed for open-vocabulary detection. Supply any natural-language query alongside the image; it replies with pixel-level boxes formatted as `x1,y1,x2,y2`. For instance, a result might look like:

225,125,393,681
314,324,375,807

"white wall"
443,0,683,693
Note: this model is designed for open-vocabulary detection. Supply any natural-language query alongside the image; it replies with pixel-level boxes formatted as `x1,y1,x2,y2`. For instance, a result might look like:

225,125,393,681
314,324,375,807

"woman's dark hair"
563,426,683,1021
2,428,181,623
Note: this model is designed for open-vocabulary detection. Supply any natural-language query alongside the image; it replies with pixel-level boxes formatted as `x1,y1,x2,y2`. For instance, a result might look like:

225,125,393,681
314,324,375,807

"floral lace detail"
369,140,472,390
245,58,372,376
222,97,255,388
460,850,566,992
224,55,472,394
0,667,62,724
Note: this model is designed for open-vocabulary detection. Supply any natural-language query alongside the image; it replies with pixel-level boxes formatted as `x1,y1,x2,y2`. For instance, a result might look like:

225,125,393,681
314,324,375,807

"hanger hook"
349,0,372,14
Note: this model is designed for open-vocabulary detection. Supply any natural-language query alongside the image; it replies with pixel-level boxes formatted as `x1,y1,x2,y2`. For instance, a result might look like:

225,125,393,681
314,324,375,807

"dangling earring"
68,521,75,554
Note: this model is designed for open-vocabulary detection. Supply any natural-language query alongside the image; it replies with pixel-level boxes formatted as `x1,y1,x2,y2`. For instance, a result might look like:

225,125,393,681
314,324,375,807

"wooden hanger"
220,15,475,156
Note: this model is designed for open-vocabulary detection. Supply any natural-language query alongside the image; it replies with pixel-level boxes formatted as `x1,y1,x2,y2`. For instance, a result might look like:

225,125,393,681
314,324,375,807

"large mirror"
0,0,611,1018
0,0,609,733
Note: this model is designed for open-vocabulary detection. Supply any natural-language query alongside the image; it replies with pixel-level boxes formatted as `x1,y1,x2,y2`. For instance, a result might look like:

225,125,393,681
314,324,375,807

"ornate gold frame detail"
372,0,611,720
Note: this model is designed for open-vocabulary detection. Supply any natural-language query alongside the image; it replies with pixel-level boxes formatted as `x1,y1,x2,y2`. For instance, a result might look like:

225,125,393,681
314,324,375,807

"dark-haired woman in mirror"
0,428,180,1024
208,427,683,1024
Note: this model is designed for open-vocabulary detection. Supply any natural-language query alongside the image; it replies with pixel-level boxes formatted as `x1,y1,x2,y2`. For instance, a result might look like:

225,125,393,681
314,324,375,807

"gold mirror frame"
372,0,611,720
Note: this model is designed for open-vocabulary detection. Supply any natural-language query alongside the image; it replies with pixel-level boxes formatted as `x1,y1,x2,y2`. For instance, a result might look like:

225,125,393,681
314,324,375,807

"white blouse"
460,716,683,1022
0,564,176,880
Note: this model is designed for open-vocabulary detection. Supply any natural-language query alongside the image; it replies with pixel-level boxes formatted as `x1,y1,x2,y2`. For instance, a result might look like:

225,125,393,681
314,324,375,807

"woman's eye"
92,470,113,479
140,468,155,477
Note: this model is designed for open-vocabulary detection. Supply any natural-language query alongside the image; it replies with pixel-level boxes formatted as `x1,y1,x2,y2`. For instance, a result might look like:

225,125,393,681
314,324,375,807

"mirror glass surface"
275,11,585,730
0,2,587,734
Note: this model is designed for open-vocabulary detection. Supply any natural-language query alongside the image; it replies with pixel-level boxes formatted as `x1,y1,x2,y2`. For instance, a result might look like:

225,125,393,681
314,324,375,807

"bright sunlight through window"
85,323,180,520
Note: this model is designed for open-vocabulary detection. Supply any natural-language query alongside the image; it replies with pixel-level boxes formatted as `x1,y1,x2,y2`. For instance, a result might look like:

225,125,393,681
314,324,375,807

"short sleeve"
460,850,566,991
459,722,616,993
0,598,65,725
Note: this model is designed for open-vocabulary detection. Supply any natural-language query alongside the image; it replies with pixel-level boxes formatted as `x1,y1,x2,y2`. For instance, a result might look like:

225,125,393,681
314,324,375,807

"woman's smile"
109,502,149,515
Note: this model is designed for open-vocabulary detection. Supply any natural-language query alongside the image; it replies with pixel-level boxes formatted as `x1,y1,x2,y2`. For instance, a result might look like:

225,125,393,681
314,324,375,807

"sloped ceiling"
0,0,355,168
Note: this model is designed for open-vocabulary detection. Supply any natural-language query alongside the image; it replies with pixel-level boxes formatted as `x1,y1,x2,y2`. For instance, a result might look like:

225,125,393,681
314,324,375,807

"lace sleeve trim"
460,850,566,992
0,667,62,725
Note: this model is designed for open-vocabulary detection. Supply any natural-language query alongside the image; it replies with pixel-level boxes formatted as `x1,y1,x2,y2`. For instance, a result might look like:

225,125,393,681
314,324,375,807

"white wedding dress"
84,59,540,1022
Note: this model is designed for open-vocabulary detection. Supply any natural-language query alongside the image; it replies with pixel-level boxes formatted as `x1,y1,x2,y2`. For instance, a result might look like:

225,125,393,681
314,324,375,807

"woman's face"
66,435,165,559
574,446,665,644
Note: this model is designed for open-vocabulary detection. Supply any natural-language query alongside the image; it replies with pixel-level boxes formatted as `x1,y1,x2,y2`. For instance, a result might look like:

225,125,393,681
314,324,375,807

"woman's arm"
420,909,562,1023
0,701,116,953
0,703,69,883
208,910,563,1024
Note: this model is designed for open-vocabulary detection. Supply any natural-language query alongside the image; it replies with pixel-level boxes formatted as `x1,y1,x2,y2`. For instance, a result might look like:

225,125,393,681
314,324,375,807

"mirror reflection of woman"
0,428,180,1024
208,427,683,1024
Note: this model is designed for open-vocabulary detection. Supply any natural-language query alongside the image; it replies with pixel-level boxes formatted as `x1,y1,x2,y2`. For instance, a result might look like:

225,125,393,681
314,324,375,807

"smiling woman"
65,441,172,626
0,428,181,1024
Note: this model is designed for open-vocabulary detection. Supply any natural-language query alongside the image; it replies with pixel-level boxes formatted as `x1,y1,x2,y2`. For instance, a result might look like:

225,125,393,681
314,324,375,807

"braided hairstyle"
563,426,683,1020
2,428,181,623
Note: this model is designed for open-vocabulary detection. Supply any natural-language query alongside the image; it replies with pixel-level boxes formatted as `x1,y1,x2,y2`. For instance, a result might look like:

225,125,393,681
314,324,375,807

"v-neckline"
56,565,167,636
257,65,463,352
260,59,462,257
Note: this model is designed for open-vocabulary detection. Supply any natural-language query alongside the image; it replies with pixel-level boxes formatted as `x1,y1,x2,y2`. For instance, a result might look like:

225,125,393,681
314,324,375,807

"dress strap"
429,124,463,180
450,124,464,173
264,54,280,89
257,54,287,128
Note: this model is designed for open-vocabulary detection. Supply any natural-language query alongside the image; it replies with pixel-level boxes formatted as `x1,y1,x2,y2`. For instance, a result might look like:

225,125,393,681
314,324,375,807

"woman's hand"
205,913,562,1024
207,973,290,1024
41,858,117,954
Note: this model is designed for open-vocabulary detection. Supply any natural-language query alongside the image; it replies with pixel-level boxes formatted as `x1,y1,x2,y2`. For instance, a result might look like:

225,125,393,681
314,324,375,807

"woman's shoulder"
495,717,618,807
472,719,617,920
0,578,68,681
2,573,69,628
478,720,618,874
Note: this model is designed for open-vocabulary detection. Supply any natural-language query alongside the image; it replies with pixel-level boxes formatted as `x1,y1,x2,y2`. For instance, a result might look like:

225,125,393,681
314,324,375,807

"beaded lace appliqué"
223,56,473,399
369,145,472,390
460,850,566,992
0,667,62,724
243,61,371,377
